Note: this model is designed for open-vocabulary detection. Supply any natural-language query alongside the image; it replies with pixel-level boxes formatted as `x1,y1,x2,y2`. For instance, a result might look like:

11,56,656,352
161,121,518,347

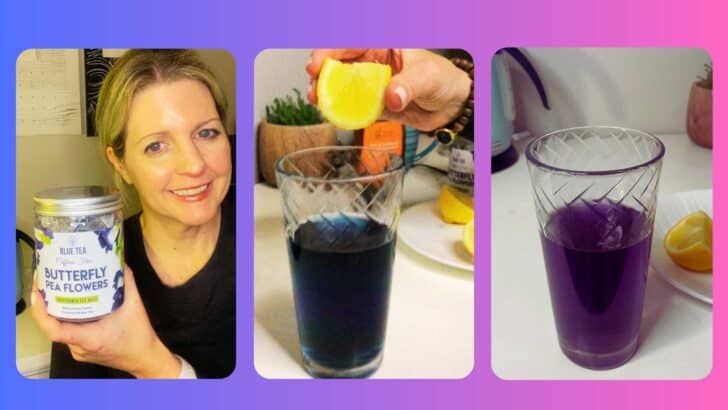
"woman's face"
112,79,231,228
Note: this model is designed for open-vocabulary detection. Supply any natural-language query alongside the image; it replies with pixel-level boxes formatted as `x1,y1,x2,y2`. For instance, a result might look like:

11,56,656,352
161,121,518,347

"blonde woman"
31,49,235,379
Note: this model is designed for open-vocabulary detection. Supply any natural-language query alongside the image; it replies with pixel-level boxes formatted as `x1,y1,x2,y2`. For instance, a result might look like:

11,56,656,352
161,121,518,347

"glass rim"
525,126,666,176
274,145,405,184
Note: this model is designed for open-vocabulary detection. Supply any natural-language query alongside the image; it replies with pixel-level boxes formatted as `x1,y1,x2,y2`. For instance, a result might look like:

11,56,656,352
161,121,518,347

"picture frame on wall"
83,48,117,136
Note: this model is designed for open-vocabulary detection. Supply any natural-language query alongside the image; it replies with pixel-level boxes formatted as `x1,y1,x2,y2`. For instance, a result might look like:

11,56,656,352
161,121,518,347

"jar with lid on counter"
448,134,474,194
33,186,124,322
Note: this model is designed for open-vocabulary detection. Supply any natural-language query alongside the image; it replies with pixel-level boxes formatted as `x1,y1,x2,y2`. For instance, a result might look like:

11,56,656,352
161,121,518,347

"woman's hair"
95,49,228,213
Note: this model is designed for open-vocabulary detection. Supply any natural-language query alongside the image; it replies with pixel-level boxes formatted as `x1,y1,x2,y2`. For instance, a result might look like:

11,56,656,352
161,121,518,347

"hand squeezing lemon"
664,211,712,272
316,58,391,130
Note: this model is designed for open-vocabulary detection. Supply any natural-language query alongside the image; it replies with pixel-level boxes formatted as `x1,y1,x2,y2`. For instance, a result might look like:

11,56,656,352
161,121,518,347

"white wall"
15,135,114,235
15,49,236,236
254,49,312,126
95,49,237,133
509,48,711,138
197,49,237,134
253,49,356,180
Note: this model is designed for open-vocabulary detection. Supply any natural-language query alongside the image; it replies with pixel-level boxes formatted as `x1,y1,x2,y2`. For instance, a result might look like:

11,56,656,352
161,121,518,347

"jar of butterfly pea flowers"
33,186,125,322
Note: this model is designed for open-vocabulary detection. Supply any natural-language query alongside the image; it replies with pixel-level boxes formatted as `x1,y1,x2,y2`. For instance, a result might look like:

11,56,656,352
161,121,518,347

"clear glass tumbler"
275,146,405,378
525,126,665,369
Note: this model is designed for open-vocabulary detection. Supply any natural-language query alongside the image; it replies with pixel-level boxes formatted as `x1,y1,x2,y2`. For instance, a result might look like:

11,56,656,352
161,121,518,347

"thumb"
120,264,140,302
384,60,439,113
384,75,415,113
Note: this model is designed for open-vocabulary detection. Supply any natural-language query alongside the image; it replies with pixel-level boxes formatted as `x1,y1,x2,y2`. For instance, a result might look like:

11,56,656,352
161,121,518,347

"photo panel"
254,48,475,379
491,48,713,380
16,48,237,379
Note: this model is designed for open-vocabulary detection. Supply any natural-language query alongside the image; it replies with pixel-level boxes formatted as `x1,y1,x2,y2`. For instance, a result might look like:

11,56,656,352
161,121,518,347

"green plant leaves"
266,88,324,126
698,63,713,90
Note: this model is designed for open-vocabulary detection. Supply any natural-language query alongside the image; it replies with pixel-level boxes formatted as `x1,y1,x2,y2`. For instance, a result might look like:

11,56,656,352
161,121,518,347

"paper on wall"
16,49,84,136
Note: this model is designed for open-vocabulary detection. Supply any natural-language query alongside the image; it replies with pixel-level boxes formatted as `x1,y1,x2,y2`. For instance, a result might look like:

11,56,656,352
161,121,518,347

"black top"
49,193,236,378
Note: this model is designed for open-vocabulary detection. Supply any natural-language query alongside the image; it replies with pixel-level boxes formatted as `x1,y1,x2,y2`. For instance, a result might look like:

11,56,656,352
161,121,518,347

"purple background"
1,0,725,408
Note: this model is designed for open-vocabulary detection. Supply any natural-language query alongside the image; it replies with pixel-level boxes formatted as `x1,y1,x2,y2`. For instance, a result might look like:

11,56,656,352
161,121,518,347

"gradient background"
0,0,724,409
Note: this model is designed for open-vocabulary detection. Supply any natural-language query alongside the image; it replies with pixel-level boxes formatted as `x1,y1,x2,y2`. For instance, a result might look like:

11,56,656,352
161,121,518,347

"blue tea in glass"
288,214,394,376
276,146,404,378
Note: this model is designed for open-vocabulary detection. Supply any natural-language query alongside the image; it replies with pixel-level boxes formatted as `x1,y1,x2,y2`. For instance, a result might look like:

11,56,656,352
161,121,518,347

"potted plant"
257,89,337,186
687,63,712,149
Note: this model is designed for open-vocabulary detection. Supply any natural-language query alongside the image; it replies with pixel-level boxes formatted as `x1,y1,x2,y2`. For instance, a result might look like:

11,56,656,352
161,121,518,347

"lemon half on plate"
664,210,712,272
316,58,391,130
650,189,712,304
439,185,473,224
463,219,475,256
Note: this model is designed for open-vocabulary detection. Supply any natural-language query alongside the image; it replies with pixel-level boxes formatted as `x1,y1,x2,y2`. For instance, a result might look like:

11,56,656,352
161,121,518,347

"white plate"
651,189,712,304
398,200,474,271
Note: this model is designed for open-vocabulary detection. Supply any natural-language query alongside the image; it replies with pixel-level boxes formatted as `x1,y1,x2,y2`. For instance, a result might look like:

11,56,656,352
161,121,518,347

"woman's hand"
31,265,182,378
306,49,472,131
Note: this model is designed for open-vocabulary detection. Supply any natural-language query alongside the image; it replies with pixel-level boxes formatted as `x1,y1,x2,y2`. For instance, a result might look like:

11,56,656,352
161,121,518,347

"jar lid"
33,186,123,217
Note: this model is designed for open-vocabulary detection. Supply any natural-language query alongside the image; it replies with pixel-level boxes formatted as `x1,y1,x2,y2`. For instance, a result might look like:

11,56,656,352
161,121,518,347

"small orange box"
355,121,403,175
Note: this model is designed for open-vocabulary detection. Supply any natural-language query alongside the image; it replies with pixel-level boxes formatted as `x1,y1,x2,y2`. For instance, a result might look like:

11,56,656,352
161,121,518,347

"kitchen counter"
254,166,474,378
492,133,713,379
16,300,51,378
16,241,51,378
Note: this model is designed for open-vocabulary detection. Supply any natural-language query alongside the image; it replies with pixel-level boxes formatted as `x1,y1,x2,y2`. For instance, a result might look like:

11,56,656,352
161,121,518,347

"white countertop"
16,239,51,378
492,133,713,380
254,167,474,378
16,305,51,378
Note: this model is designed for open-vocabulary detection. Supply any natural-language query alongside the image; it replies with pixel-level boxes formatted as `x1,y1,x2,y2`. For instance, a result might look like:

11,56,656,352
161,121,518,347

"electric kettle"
16,229,34,315
492,48,549,168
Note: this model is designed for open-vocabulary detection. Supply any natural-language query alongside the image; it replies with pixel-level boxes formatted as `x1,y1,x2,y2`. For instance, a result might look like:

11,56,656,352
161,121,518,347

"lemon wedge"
664,211,713,272
439,185,473,224
316,58,391,130
463,218,475,256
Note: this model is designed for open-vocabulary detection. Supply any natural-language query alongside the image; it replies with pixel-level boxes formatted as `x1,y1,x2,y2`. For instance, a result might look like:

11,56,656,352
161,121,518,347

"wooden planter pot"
686,82,713,149
257,120,338,187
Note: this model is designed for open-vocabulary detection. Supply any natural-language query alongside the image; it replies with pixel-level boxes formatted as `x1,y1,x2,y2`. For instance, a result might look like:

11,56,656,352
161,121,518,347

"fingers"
116,264,154,328
306,49,371,104
68,345,89,363
307,78,318,104
384,55,469,117
68,346,83,361
120,264,140,305
383,58,443,113
67,341,104,362
30,281,64,342
31,268,123,348
31,288,89,346
30,284,88,346
385,67,430,113
385,82,411,113
121,263,136,290
306,49,369,77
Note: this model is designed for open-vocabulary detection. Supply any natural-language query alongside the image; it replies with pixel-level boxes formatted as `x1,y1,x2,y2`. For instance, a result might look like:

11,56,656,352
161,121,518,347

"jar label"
35,223,124,320
448,147,474,189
